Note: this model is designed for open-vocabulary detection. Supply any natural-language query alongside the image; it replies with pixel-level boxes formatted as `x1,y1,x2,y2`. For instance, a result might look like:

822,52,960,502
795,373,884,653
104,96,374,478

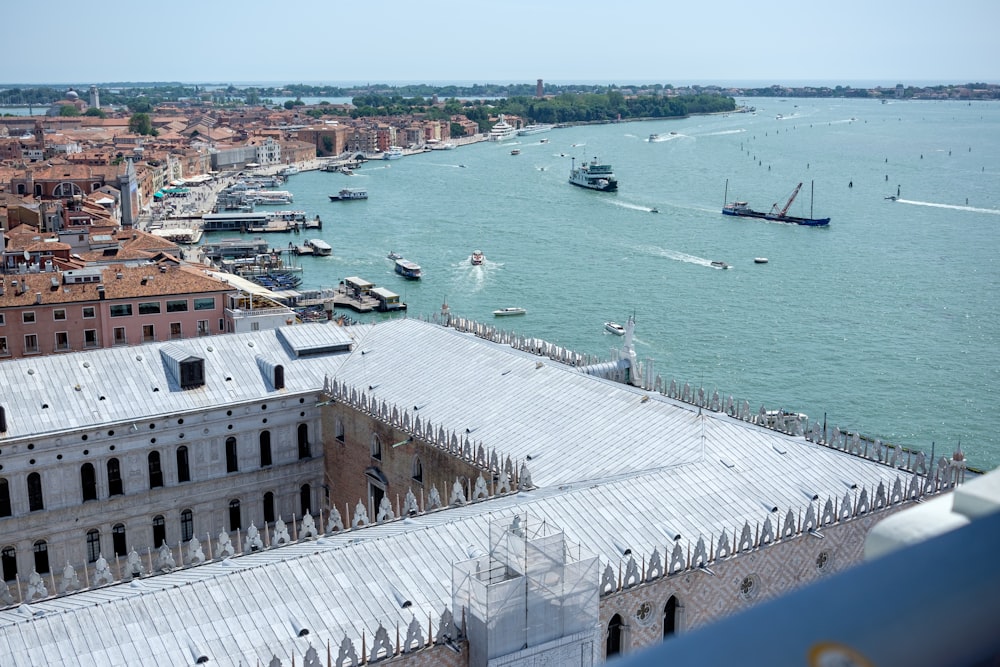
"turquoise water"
219,98,1000,469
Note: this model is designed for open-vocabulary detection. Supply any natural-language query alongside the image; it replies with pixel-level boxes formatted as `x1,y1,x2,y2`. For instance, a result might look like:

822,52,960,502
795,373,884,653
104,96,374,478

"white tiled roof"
0,317,921,665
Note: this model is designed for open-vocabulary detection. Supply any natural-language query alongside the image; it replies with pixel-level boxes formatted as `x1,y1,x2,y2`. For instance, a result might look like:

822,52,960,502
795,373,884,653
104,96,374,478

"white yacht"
383,146,404,160
518,123,553,136
488,114,518,142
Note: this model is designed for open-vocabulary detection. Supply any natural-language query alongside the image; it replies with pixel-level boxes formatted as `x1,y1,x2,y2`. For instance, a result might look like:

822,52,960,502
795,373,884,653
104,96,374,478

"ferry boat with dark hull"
569,157,618,192
329,188,368,201
394,258,422,280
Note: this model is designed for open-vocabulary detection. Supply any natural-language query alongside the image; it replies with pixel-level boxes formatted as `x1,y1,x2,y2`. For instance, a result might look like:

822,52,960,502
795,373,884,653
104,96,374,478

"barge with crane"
722,180,830,226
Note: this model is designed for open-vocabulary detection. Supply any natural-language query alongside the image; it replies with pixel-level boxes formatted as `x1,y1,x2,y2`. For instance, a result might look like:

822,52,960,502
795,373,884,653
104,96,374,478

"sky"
3,0,997,87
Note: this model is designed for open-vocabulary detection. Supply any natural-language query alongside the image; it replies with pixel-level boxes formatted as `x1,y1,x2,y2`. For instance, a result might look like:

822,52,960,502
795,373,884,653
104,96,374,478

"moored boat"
510,149,520,156
394,258,422,280
383,146,404,160
488,114,518,142
493,307,526,317
569,157,618,192
471,250,485,265
604,321,626,336
754,257,769,264
722,180,830,226
517,124,553,136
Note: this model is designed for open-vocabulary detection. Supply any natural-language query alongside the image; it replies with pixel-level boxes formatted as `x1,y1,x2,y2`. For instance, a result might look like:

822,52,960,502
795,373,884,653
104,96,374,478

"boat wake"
649,246,718,268
648,134,684,143
610,201,660,214
895,199,1000,215
699,129,745,137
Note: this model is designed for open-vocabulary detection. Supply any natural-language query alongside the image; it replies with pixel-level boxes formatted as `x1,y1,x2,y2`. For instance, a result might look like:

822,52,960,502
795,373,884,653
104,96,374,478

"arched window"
148,451,163,488
335,418,345,443
176,446,190,483
33,540,50,575
112,523,127,557
226,437,238,473
664,595,679,637
263,491,275,524
152,515,166,547
1,546,16,582
259,431,272,467
412,457,423,483
606,613,624,658
53,182,83,197
228,499,241,531
107,458,123,496
0,478,11,517
180,509,194,542
86,529,101,563
81,463,98,502
300,484,311,517
370,435,382,460
297,424,310,459
27,472,44,511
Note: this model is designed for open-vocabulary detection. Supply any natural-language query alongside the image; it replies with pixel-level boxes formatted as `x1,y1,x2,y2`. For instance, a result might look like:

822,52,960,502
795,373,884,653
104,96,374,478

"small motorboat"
387,251,403,260
510,149,521,156
650,207,659,213
754,257,769,264
711,261,730,269
493,307,526,317
605,321,626,336
471,250,485,265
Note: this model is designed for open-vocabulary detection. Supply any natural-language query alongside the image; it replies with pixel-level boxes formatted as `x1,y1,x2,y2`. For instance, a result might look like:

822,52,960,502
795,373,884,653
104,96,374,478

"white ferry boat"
279,165,300,176
605,321,626,335
298,239,332,256
329,188,368,201
488,114,518,142
383,146,404,160
517,123,553,136
471,250,485,265
569,157,618,192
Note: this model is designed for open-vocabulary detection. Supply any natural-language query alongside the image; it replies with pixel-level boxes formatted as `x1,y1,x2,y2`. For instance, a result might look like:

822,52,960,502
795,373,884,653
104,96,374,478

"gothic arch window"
259,431,272,467
148,451,163,488
107,458,123,496
152,515,166,547
370,435,382,460
226,437,239,473
34,184,42,197
0,478,11,517
263,491,275,524
228,499,241,531
412,457,423,483
33,540,50,575
297,424,310,459
1,546,16,582
53,182,83,197
300,484,311,516
335,418,345,443
86,529,101,563
180,509,194,542
27,472,44,511
176,446,190,483
81,462,98,502
607,613,624,658
112,523,127,557
663,595,679,637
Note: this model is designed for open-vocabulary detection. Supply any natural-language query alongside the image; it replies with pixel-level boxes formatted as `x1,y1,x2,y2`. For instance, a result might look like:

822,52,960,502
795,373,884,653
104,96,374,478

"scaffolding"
453,513,599,666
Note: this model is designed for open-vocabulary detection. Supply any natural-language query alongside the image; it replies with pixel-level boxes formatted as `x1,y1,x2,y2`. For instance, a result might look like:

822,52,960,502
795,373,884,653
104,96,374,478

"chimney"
97,285,106,300
35,292,42,305
116,272,123,280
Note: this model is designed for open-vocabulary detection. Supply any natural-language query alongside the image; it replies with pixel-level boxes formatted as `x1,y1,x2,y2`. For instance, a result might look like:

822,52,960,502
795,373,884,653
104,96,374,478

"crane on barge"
768,182,803,219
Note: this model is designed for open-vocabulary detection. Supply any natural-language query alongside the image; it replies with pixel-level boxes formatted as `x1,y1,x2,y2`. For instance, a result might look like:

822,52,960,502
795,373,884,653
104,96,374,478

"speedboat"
754,257,769,264
471,250,485,265
711,261,730,269
387,251,403,260
493,307,526,317
605,321,626,336
650,207,659,213
510,149,520,156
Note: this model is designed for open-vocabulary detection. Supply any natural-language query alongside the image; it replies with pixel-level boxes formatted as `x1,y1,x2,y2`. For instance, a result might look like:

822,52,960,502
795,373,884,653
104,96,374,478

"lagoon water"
232,97,1000,469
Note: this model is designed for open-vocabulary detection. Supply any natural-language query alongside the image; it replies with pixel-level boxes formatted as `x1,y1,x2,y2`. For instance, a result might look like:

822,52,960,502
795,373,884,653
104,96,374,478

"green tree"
58,105,80,117
128,112,154,136
84,107,106,118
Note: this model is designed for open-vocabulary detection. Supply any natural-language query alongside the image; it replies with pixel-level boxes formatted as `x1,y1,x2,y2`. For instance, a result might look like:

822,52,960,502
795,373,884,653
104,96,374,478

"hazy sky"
3,0,997,86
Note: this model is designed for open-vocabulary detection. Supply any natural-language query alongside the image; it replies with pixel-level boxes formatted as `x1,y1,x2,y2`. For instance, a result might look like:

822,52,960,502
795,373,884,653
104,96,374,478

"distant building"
537,78,544,98
88,85,100,110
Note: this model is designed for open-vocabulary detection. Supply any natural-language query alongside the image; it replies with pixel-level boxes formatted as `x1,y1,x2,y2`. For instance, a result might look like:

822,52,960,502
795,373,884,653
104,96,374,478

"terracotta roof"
0,263,232,307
